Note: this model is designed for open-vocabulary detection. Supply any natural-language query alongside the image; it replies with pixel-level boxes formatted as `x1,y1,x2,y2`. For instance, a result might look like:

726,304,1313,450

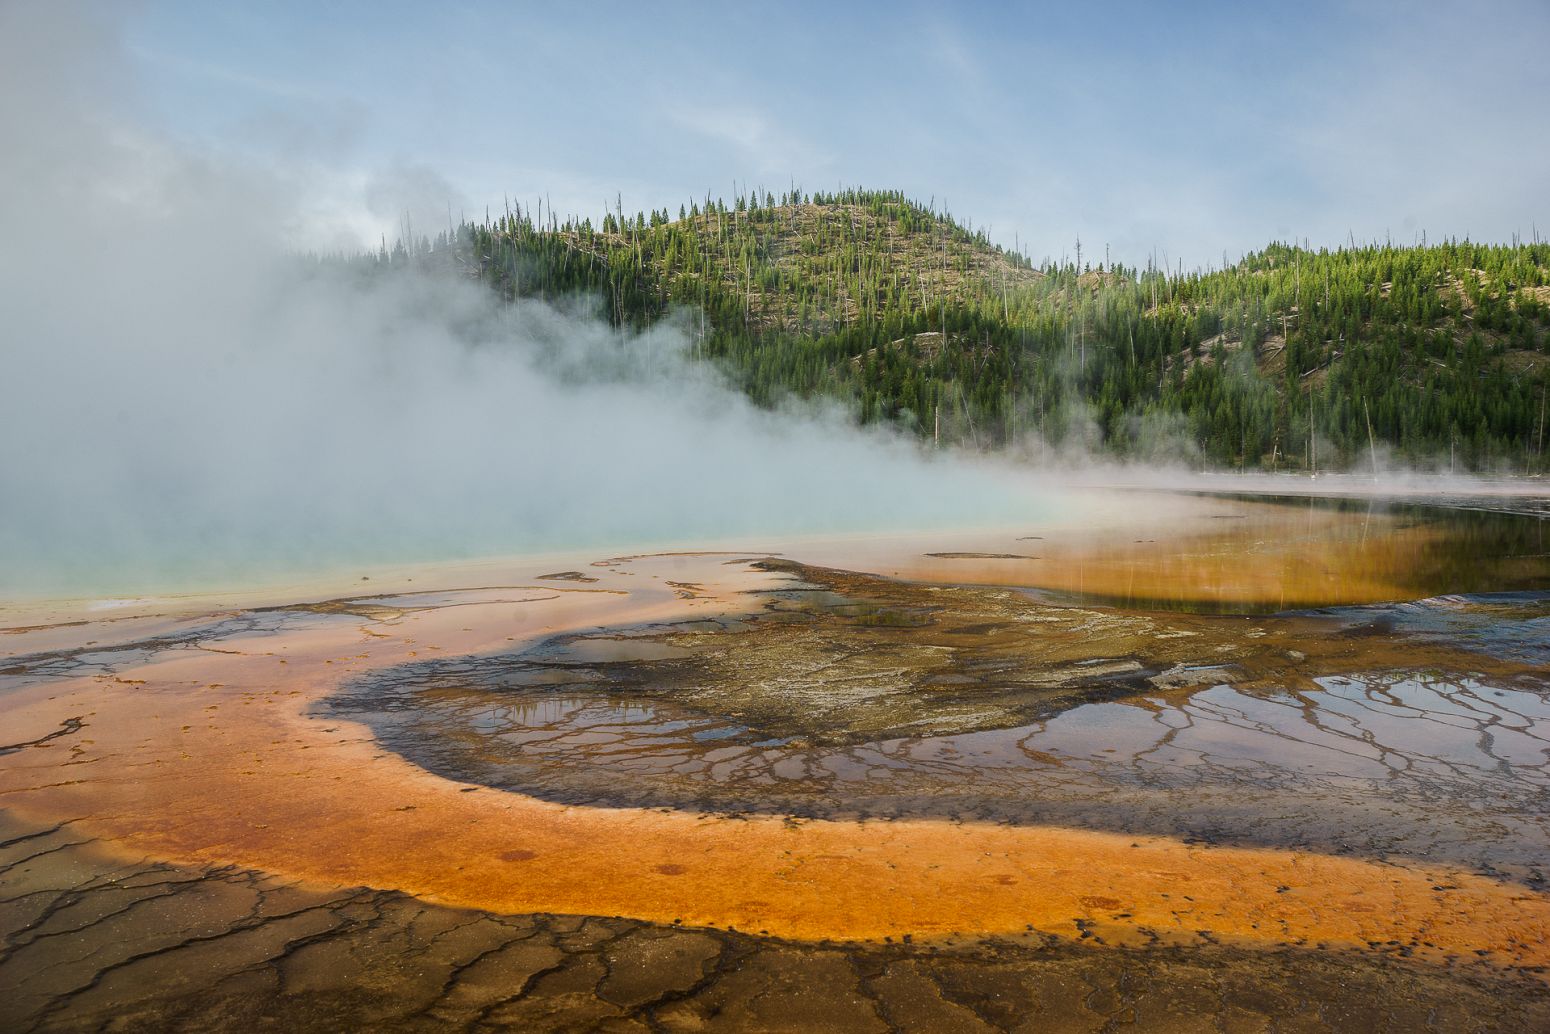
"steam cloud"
0,4,1047,596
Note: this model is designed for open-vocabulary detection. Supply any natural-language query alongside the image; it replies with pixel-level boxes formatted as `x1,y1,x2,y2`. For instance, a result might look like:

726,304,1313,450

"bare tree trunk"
1537,384,1547,472
1363,398,1379,479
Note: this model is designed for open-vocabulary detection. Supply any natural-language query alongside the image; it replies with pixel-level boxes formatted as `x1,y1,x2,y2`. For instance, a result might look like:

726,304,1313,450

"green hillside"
378,188,1550,471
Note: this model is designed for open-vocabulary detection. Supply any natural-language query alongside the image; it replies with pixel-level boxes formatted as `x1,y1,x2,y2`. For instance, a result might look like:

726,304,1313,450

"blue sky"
119,0,1549,268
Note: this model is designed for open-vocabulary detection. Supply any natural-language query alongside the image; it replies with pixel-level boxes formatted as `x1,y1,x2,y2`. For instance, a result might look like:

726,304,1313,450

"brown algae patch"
330,560,1550,882
342,558,1546,752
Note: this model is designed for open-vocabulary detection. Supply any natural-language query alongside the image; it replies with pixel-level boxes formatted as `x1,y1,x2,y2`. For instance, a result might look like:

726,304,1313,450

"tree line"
342,188,1550,472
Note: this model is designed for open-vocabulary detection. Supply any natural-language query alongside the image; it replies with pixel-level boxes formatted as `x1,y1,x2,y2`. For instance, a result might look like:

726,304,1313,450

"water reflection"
332,505,1550,887
343,662,1550,884
859,493,1550,614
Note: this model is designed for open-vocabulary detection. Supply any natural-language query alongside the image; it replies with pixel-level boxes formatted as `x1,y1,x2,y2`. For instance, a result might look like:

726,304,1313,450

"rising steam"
0,4,1052,596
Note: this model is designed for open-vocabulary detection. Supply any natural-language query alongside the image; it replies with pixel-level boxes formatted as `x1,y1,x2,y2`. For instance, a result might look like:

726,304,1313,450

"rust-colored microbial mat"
2,492,1549,1031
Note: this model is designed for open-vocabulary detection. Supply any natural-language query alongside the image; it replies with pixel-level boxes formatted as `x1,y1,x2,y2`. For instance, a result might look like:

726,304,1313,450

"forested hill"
363,188,1550,472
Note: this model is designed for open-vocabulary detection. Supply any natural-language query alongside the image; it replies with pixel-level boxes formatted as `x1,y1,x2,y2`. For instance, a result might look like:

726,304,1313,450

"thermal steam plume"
0,3,1050,597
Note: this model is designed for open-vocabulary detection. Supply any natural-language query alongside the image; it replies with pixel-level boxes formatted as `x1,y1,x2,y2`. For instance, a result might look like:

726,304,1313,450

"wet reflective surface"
2,490,1549,1031
332,564,1550,887
828,491,1550,613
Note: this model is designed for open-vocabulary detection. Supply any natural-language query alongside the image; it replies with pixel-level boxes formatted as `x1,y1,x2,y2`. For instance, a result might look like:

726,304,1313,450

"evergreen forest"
350,189,1550,472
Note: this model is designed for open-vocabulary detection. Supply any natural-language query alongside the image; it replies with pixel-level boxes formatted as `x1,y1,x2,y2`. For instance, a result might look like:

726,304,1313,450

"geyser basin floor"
329,561,1550,884
2,491,1549,1030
